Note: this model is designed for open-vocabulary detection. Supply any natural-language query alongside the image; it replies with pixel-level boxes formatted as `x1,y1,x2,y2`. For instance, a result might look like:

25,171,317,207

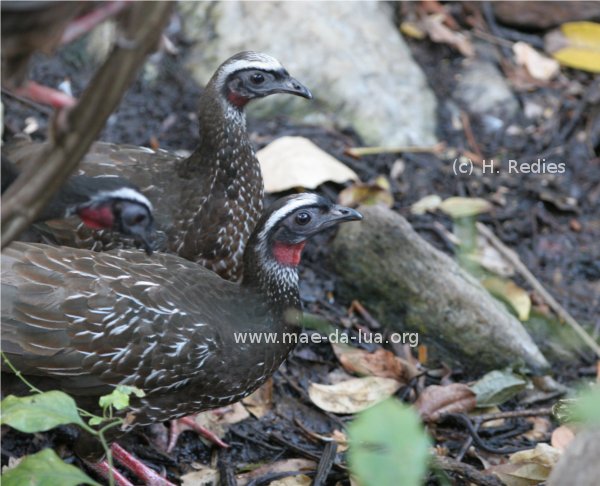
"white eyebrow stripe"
91,188,153,211
216,54,285,84
258,193,322,240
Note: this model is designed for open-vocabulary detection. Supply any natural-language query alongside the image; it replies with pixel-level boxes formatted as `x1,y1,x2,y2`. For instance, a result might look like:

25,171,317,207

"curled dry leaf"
331,343,419,383
308,377,401,414
513,41,560,81
236,459,316,486
488,443,561,486
438,197,492,218
551,424,576,452
415,383,477,422
242,379,273,418
422,14,474,57
257,136,359,193
337,175,394,208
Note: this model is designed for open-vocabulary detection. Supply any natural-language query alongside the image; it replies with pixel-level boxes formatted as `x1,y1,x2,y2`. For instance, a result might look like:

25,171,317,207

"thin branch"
345,142,446,158
476,222,600,357
1,2,173,249
433,455,504,486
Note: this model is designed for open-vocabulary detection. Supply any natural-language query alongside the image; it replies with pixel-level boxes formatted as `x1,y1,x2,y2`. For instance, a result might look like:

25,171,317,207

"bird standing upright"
5,51,312,280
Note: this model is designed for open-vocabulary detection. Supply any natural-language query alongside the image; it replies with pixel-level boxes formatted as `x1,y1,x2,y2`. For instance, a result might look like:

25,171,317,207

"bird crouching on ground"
1,193,362,484
1,157,156,254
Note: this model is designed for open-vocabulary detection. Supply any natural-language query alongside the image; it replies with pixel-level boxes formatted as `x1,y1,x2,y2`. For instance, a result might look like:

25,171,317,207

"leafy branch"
0,352,144,486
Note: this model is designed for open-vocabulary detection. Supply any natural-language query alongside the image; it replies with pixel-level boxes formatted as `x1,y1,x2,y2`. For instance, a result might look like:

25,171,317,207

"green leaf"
1,448,100,486
570,385,600,425
0,392,85,433
470,370,527,407
348,399,431,486
99,385,145,411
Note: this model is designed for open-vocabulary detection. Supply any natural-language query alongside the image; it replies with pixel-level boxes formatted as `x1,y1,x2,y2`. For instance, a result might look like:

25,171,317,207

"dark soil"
2,5,599,486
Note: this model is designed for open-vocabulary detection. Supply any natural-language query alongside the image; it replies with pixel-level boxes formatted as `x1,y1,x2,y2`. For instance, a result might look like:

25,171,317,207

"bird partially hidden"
4,51,313,281
1,193,362,484
1,158,156,255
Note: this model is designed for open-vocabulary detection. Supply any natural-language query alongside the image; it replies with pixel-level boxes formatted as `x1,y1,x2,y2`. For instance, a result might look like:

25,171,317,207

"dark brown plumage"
1,194,361,440
5,51,312,280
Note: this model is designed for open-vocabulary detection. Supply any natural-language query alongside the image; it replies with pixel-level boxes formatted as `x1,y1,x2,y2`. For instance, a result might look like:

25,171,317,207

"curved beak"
274,75,312,99
128,223,156,256
330,205,363,223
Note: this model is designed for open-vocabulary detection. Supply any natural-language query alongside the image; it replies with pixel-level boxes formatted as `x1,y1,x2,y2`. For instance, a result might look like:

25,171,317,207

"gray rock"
178,1,437,147
331,205,549,373
548,428,600,486
454,60,519,123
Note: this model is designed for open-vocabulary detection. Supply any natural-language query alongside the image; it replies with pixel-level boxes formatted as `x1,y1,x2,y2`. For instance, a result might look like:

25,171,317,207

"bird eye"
132,214,147,225
251,73,265,84
295,211,311,225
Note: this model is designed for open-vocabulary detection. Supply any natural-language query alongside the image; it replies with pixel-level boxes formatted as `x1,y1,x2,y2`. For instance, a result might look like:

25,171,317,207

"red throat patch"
272,241,306,267
227,91,249,107
77,206,114,230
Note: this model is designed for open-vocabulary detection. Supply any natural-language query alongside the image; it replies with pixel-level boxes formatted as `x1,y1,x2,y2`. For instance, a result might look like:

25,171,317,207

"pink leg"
61,1,129,45
13,81,77,109
111,443,175,486
167,415,229,452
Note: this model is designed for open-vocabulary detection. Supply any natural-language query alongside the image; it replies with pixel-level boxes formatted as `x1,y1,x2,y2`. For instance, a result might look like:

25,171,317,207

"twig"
472,407,553,423
1,88,54,115
1,2,173,249
345,142,445,158
460,111,483,162
476,223,600,357
433,455,504,486
313,441,337,486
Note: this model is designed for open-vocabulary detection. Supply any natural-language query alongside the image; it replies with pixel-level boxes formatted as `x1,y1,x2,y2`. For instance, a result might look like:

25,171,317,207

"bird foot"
87,442,175,486
167,415,230,452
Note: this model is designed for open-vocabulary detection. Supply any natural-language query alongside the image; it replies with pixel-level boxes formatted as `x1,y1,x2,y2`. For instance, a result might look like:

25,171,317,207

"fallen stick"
476,222,600,358
345,141,445,158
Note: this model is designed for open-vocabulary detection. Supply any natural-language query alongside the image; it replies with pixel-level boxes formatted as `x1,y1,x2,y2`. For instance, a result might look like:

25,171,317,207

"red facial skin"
77,205,114,230
272,241,307,267
227,91,249,108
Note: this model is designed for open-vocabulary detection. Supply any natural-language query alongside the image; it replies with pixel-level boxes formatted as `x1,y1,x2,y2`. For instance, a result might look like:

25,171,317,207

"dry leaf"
411,194,442,215
331,343,419,383
523,416,552,441
439,197,492,218
242,379,273,418
545,21,600,73
422,14,475,57
489,443,562,485
270,476,312,486
551,425,576,452
513,42,560,81
338,176,394,208
400,21,426,40
472,234,515,277
181,466,219,486
483,277,531,321
236,459,316,486
308,377,401,414
257,136,359,193
470,370,527,407
415,383,477,422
